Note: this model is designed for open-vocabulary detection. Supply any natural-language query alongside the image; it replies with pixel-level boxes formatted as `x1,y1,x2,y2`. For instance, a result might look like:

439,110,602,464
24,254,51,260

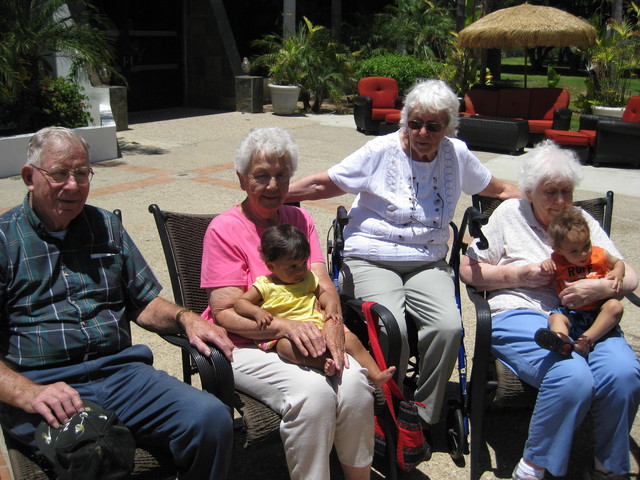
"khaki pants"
340,257,460,424
232,347,374,480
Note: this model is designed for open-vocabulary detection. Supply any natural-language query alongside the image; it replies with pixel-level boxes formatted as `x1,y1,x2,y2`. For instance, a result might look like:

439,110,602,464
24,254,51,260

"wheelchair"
326,205,489,474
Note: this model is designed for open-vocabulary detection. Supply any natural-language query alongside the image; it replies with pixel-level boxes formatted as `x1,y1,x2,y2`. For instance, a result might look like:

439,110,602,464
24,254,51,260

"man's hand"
21,382,84,429
180,311,235,362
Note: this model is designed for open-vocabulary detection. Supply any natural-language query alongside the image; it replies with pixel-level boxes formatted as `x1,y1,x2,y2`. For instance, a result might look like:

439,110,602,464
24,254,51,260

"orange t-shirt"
552,246,609,311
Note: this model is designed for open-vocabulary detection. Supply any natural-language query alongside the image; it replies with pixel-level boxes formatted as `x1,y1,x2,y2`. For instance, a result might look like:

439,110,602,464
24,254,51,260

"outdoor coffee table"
457,115,529,154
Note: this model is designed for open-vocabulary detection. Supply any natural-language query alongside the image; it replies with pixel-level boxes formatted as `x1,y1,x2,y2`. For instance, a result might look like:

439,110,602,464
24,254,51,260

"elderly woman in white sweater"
287,79,519,453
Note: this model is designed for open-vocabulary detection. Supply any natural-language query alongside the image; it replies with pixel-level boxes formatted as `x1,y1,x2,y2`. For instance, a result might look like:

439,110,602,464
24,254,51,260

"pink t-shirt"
200,205,325,346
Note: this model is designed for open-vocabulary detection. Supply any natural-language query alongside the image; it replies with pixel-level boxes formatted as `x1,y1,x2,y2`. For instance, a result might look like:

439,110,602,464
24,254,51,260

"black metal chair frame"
466,191,640,480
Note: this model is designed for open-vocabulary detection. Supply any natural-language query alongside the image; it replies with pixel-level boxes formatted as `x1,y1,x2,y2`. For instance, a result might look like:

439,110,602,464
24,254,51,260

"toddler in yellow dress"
235,224,395,386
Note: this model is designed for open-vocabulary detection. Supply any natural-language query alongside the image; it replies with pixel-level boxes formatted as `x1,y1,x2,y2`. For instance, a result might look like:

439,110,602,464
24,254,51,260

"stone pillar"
108,86,128,131
235,76,263,113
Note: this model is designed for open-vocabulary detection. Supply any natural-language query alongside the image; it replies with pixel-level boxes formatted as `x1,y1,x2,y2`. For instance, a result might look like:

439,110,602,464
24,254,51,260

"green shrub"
356,54,444,94
35,76,93,129
1,76,93,134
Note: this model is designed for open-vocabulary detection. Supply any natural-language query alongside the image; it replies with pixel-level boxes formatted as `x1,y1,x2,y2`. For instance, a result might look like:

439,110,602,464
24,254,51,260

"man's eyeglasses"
34,166,94,184
407,120,444,133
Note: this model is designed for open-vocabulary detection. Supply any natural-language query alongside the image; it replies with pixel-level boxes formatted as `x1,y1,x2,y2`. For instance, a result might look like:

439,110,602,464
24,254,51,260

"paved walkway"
1,108,639,479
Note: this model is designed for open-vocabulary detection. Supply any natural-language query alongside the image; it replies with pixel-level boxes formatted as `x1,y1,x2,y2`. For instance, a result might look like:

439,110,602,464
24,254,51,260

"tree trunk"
283,0,295,39
456,0,466,31
331,0,342,41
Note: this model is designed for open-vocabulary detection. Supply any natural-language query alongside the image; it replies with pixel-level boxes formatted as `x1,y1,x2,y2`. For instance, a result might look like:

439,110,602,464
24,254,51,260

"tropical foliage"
0,0,115,134
348,0,455,59
252,17,359,112
575,14,640,112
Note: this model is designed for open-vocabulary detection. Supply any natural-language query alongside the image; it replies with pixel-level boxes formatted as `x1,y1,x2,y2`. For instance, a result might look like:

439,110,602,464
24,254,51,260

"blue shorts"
549,305,621,339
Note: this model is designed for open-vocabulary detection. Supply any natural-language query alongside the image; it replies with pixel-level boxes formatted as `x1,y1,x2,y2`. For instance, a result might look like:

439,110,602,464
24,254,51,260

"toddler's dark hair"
547,208,590,247
260,224,310,263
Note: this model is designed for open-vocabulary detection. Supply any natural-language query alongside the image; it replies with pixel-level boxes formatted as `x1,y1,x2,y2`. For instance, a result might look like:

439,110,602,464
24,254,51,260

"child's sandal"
534,328,574,356
573,335,594,357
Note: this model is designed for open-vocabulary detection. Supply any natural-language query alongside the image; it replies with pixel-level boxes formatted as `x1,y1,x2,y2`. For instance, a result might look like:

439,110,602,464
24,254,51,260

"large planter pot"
591,105,625,118
268,84,301,115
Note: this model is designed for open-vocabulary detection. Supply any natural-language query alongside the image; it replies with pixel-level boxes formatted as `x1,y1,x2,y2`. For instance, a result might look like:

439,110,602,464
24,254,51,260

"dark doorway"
94,0,183,111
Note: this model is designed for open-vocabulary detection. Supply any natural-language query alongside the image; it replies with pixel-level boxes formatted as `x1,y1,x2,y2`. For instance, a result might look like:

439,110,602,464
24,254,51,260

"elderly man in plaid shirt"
0,126,235,480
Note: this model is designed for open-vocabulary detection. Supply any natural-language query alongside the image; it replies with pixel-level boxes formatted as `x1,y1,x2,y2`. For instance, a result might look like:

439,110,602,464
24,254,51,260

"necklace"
406,140,444,230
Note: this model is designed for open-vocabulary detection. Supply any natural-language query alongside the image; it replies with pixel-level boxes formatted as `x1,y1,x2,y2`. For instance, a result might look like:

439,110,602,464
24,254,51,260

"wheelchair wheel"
446,402,467,460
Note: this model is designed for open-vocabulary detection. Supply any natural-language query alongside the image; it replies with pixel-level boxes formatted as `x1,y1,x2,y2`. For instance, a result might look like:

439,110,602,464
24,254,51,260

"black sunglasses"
407,120,444,133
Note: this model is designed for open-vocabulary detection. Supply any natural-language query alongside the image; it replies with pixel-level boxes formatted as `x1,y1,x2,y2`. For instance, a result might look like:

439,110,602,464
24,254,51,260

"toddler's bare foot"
324,358,336,377
371,366,396,387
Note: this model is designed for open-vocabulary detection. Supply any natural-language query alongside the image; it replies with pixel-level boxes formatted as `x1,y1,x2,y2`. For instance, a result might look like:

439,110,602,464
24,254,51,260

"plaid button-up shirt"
0,195,161,369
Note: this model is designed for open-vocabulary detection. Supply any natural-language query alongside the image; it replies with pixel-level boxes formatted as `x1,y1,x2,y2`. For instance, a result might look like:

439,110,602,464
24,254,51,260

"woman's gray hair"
400,79,460,136
27,126,90,167
235,127,298,175
519,140,583,195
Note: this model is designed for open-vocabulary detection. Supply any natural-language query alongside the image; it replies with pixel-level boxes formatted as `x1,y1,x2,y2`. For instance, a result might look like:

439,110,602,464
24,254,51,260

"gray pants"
340,257,460,424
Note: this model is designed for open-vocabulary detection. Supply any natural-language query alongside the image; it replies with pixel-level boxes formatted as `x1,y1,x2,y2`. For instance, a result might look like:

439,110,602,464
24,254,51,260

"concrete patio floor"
1,108,639,480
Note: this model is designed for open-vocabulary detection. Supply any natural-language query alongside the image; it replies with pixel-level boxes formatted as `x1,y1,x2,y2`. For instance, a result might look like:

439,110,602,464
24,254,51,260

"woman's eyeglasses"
34,166,94,184
407,120,444,133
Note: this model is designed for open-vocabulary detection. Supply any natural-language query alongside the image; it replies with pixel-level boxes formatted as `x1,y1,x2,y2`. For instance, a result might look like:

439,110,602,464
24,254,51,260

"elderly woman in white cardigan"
287,79,519,454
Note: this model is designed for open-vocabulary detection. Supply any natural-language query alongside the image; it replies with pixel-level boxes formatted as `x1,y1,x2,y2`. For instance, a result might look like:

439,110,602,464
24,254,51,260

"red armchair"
578,96,640,168
353,77,403,135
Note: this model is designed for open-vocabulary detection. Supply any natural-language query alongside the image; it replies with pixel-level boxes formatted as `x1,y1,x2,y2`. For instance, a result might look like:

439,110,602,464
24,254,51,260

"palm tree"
0,0,115,133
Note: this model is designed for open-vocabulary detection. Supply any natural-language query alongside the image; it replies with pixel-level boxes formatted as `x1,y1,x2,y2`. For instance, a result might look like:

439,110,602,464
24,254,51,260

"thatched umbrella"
457,3,596,86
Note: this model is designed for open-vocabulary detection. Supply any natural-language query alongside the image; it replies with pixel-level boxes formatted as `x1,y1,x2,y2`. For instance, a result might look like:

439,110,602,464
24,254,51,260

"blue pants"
492,310,640,476
0,345,233,480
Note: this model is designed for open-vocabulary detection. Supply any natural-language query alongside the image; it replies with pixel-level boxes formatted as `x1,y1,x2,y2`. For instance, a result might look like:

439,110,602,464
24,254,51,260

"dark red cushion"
529,88,570,120
545,129,591,146
385,112,401,124
622,96,640,123
578,130,597,147
527,119,553,134
464,89,499,116
358,77,399,109
497,89,531,119
371,108,401,121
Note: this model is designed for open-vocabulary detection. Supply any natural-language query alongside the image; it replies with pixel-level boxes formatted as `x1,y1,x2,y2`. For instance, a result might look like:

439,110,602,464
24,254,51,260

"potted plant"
575,19,640,117
252,26,309,115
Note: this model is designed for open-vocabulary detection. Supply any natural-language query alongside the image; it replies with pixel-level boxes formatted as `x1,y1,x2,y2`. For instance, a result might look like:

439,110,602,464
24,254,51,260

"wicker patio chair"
148,204,282,450
466,191,640,480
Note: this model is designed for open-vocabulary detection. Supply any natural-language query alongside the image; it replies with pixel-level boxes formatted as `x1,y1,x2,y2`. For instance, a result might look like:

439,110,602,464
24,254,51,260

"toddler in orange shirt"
535,209,625,357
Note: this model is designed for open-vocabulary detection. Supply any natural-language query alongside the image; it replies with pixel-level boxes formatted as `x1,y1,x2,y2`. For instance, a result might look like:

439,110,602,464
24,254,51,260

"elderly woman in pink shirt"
200,127,373,480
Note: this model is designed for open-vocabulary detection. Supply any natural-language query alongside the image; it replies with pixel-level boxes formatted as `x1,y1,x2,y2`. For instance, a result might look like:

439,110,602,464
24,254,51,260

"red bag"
362,302,428,471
